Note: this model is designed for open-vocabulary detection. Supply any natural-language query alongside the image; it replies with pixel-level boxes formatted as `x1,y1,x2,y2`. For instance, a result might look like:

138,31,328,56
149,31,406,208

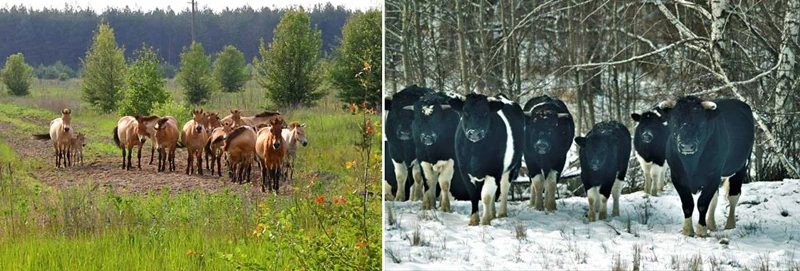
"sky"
0,0,382,12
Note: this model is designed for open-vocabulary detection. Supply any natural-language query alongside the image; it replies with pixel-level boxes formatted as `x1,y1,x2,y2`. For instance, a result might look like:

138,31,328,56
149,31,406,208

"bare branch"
567,38,706,69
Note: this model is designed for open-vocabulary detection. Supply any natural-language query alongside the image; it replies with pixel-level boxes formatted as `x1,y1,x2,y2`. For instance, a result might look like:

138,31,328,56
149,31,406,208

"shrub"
152,100,192,125
177,42,217,106
1,53,34,96
81,22,127,113
329,10,382,107
118,45,169,116
212,45,248,93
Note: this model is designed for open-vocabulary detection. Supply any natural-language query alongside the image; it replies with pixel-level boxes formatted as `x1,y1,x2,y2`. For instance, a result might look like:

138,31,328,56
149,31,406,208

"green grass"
0,79,382,270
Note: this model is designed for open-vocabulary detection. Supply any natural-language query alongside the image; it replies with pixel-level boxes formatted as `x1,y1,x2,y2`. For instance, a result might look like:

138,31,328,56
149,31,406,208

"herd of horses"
33,108,309,193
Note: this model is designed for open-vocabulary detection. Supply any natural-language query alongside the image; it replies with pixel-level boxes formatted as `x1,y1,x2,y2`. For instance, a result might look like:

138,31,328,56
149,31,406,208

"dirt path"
0,120,288,196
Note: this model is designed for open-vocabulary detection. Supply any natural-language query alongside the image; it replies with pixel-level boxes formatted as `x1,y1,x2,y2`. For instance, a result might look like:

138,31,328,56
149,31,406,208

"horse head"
289,121,308,147
270,117,284,150
192,109,206,133
206,112,221,129
61,108,72,132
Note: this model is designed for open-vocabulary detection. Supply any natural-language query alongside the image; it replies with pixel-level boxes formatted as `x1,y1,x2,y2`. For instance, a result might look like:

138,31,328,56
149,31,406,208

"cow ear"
488,101,504,112
384,98,392,111
574,136,586,147
631,113,640,122
448,98,464,112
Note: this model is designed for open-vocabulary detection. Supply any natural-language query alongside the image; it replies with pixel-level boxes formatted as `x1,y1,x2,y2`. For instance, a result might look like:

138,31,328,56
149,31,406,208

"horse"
222,109,283,128
256,117,286,193
204,112,222,170
113,115,160,170
154,116,179,172
181,109,210,175
71,133,86,166
281,121,308,181
206,120,235,176
223,125,257,183
32,108,74,168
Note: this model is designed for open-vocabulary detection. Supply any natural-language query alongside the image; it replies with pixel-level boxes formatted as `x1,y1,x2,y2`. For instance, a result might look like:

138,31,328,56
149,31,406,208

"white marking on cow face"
496,110,515,173
422,105,434,116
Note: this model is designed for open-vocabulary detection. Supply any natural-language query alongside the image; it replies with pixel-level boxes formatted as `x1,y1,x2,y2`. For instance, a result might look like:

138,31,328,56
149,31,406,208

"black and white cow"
659,96,754,237
385,85,433,201
631,106,671,196
449,93,524,226
575,121,631,222
522,95,575,211
383,140,415,201
405,91,470,211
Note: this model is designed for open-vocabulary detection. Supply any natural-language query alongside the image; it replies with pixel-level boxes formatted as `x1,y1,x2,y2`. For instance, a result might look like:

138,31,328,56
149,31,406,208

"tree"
329,10,382,106
81,23,126,113
177,42,217,105
118,44,169,116
213,45,248,92
254,9,324,108
1,53,34,96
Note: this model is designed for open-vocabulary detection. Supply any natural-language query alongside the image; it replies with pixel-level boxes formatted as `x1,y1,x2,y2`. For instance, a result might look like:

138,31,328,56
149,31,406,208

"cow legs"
411,160,424,201
498,171,511,218
695,178,720,237
725,167,746,230
480,176,497,225
383,181,395,201
545,170,558,211
466,174,481,226
586,186,599,222
420,162,437,210
706,189,720,232
673,181,695,236
611,178,623,217
393,160,408,201
531,173,544,210
650,164,665,196
437,159,455,213
641,162,652,196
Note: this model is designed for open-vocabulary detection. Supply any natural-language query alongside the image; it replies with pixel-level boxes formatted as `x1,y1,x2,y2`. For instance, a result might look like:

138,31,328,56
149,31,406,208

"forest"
385,0,799,182
0,3,351,70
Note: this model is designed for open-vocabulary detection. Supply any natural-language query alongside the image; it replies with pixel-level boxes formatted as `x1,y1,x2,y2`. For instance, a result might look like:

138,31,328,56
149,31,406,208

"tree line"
0,3,351,70
386,0,799,181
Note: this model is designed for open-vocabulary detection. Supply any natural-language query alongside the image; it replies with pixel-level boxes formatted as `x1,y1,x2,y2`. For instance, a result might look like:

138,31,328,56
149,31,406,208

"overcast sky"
0,0,382,12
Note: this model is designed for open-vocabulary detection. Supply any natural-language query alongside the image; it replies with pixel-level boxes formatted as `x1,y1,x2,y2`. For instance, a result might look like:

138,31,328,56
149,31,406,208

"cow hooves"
497,212,507,218
598,212,607,220
695,224,709,238
612,210,620,217
546,204,557,212
725,221,736,230
533,204,544,211
469,214,479,226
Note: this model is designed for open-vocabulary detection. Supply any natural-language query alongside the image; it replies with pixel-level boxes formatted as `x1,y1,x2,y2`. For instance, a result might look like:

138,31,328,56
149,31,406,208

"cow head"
408,93,453,146
659,96,718,155
631,108,668,144
524,107,570,155
385,97,414,141
575,125,620,172
192,109,206,133
61,108,72,132
448,93,504,143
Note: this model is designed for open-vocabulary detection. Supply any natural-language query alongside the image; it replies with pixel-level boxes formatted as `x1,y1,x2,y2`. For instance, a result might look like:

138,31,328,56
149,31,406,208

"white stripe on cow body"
496,110,515,174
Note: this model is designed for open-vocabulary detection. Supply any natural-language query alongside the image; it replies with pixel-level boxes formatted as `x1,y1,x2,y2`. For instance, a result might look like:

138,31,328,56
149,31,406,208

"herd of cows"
32,109,309,193
384,85,755,237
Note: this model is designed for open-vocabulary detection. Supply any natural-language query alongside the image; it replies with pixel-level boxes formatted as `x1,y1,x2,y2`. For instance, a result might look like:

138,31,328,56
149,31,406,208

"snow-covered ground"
384,179,800,270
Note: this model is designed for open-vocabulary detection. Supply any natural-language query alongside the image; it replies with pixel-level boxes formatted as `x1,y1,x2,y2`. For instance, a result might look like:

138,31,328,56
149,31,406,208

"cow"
658,96,754,237
574,121,631,222
385,85,432,201
632,106,671,196
448,93,524,226
522,95,575,212
405,91,469,211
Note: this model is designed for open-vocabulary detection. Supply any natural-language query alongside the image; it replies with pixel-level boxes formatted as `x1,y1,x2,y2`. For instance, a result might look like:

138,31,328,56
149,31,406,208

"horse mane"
224,126,251,147
254,111,280,118
156,117,171,129
134,115,160,122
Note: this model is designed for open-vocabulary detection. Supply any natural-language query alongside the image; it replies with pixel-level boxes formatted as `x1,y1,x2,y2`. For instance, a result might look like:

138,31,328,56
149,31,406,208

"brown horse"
256,117,286,193
33,108,74,168
181,109,210,175
222,109,283,128
224,126,257,183
113,115,160,170
71,133,86,166
206,120,235,176
204,112,222,170
281,121,308,181
154,116,179,172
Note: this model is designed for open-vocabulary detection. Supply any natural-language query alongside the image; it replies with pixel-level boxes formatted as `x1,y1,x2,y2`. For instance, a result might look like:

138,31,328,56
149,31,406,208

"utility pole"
189,0,197,43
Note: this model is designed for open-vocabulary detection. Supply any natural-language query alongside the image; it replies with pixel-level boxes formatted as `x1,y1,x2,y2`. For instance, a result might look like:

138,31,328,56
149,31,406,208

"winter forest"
385,0,799,182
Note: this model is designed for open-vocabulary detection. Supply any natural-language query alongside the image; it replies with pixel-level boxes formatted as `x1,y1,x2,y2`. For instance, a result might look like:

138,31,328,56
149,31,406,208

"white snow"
384,179,800,270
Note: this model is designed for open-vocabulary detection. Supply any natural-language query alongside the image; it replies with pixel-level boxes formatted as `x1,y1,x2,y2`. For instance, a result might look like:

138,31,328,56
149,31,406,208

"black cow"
522,95,575,211
449,93,524,226
659,96,754,237
631,106,670,196
406,91,470,211
575,121,631,222
383,140,415,200
385,85,432,201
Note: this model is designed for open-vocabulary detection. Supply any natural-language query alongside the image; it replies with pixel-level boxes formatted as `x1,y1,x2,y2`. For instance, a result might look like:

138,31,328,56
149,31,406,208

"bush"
329,10,382,107
152,100,192,125
81,23,127,113
177,42,217,106
213,45,248,93
1,53,34,96
118,45,169,117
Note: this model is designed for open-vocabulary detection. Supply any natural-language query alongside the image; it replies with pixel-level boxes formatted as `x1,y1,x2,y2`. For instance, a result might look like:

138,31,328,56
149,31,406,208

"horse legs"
126,146,134,170
186,149,193,175
216,153,222,177
149,144,155,165
121,147,127,169
66,146,71,167
137,144,143,170
169,147,176,172
261,161,267,193
196,150,203,175
55,148,61,168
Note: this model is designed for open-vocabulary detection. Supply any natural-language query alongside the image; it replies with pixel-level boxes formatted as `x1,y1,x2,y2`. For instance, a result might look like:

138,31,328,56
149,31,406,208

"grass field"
0,79,382,270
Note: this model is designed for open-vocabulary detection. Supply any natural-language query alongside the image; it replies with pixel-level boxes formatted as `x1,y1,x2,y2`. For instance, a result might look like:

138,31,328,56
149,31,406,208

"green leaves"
81,23,127,113
329,10,382,107
213,45,248,93
0,53,34,96
254,9,325,108
117,45,169,117
177,42,218,106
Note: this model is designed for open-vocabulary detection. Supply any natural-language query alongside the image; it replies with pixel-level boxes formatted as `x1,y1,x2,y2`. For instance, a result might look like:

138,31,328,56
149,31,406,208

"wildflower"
362,101,368,108
334,198,339,204
365,119,371,126
315,196,324,204
186,249,194,256
366,107,375,114
363,61,371,71
346,160,356,169
349,103,357,113
339,196,347,204
366,126,374,134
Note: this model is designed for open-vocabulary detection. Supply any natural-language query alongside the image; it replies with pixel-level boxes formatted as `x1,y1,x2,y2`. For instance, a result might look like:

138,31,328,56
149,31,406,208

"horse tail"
32,133,51,141
112,126,121,148
205,137,213,154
